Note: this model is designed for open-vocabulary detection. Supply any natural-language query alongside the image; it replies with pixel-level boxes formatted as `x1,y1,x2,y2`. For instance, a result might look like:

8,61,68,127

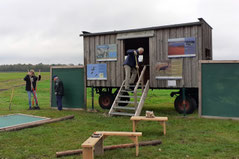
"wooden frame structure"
130,116,168,135
81,18,212,89
199,60,239,120
81,131,142,159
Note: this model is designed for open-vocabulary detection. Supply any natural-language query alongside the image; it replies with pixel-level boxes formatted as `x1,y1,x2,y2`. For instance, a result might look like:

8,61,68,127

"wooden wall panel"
84,37,90,87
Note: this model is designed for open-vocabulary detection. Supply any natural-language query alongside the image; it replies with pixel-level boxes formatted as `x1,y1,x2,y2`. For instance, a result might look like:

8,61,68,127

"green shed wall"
200,62,239,118
51,67,85,109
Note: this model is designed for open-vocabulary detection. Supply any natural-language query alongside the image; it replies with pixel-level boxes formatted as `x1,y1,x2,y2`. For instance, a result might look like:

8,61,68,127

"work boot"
35,106,40,110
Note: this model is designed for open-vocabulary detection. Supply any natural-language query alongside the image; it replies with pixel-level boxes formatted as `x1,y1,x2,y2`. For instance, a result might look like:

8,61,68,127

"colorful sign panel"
87,64,107,80
96,44,117,61
168,37,196,58
155,59,183,80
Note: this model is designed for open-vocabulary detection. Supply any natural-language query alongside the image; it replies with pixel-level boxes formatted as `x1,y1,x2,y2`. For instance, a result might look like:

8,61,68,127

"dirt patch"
0,84,25,92
0,89,8,92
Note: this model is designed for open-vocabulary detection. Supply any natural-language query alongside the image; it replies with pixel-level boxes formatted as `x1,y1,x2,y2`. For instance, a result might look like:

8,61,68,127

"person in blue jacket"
123,47,144,90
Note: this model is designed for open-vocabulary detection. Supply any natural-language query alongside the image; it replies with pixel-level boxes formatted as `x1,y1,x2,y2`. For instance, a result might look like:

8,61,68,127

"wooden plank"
131,116,168,121
95,131,142,137
149,37,154,87
191,26,198,87
99,36,105,87
104,35,111,87
116,39,121,87
176,27,184,87
119,40,124,86
156,30,164,88
200,115,239,120
158,29,169,87
94,36,100,87
89,36,96,87
200,60,239,63
198,25,203,60
110,34,117,87
183,27,191,87
94,136,104,156
84,37,90,87
82,147,94,159
117,30,154,39
82,136,103,148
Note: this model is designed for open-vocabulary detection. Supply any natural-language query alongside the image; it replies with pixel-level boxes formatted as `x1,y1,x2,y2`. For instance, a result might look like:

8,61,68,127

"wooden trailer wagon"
80,18,212,116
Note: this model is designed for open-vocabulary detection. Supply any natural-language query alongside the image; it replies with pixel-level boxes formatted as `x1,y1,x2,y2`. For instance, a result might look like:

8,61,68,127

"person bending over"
123,47,144,90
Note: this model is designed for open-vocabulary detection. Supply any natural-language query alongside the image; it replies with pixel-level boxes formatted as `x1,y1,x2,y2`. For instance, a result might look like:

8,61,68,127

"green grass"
0,72,239,159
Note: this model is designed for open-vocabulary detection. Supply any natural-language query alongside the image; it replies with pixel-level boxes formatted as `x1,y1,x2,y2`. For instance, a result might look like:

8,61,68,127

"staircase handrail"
135,80,150,116
134,65,147,107
109,80,126,115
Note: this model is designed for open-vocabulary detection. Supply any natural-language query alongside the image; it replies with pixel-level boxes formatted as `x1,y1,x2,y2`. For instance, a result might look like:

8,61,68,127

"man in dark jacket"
24,69,41,110
123,47,144,90
53,75,64,111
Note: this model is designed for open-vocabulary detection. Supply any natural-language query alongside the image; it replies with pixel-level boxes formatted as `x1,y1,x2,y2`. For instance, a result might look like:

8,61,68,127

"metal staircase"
109,66,149,116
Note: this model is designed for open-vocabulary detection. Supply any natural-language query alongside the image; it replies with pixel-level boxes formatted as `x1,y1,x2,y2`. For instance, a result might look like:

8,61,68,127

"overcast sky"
0,0,238,65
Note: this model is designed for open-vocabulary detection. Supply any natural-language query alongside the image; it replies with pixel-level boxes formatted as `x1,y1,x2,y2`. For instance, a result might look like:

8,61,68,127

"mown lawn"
0,72,238,159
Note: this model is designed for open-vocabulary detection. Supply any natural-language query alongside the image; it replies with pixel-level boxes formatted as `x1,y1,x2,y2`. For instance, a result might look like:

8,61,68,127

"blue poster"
96,44,117,61
87,64,107,80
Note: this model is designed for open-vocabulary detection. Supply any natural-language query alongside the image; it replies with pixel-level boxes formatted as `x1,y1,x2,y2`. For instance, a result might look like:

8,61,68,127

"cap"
52,75,57,80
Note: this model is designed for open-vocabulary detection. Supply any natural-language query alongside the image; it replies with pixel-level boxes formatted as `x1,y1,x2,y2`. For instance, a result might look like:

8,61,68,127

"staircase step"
116,101,139,104
121,90,142,93
114,106,136,110
110,112,135,116
118,95,141,98
129,85,143,87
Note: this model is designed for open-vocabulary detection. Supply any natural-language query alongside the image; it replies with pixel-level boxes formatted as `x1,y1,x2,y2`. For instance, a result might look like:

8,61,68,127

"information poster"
155,59,183,79
168,37,196,58
87,64,107,80
96,44,117,61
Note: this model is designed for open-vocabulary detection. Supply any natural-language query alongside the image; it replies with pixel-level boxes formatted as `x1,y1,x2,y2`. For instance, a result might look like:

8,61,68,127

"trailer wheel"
118,92,130,107
99,93,114,109
174,96,196,114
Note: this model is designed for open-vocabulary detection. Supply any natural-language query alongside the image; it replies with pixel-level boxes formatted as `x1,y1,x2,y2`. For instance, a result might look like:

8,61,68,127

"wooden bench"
81,131,142,159
130,116,168,135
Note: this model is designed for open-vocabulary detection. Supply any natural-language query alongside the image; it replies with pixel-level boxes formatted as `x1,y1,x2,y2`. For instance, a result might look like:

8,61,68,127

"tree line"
0,63,83,72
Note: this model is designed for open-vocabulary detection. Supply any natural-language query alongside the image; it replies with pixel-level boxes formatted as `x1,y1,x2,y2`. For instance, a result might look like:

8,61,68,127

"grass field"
0,72,238,159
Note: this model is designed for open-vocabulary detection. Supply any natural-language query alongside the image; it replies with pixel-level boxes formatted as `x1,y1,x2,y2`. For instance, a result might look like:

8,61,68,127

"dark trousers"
56,95,63,110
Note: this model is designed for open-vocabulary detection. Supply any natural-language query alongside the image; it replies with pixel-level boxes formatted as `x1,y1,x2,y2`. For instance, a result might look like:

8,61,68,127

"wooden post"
160,121,166,135
132,121,138,132
135,136,139,157
129,136,139,156
94,137,104,156
82,147,94,159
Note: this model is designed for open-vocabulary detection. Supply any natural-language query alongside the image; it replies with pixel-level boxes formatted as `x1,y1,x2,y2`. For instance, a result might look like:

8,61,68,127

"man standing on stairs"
123,47,144,91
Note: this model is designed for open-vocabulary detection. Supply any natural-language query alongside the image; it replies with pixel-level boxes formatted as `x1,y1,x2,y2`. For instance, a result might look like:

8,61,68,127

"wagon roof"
80,18,212,37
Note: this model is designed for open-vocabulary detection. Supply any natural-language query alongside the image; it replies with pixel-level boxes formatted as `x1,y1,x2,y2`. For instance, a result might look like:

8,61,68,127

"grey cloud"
0,0,239,64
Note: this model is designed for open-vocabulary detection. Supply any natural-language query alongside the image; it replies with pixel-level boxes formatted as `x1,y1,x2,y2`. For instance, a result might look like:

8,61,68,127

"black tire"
118,92,130,107
99,93,114,109
174,95,197,114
